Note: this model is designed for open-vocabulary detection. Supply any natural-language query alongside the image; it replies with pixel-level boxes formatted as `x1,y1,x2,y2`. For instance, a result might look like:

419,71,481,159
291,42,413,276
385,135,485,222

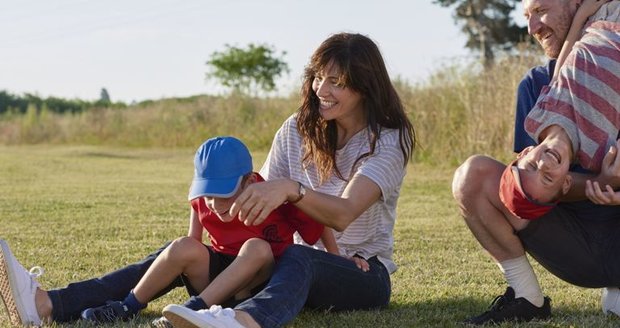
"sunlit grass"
0,146,618,327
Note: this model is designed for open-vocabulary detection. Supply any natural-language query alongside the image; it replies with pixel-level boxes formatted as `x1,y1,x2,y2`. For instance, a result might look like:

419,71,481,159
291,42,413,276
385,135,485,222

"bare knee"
453,155,493,204
452,155,506,219
240,238,274,263
165,236,206,263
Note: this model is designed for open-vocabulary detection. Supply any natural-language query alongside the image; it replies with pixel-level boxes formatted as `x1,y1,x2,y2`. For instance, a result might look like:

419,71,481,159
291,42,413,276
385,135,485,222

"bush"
0,55,543,165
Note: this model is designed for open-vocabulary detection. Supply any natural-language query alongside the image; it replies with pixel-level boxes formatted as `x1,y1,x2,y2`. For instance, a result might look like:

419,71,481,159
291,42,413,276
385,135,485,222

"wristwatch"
289,181,306,204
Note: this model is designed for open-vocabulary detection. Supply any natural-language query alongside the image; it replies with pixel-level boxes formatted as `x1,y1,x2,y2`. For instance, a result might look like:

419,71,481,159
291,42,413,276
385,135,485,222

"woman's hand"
230,179,298,226
349,255,369,272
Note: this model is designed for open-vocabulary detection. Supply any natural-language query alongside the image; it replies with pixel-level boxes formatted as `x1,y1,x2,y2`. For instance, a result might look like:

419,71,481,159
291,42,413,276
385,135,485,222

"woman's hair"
297,32,416,183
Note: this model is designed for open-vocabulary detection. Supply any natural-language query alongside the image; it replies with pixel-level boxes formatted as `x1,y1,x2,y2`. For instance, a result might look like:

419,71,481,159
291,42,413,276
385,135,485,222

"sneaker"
463,287,551,325
602,287,620,316
81,301,133,323
163,304,244,328
0,239,43,327
151,316,173,328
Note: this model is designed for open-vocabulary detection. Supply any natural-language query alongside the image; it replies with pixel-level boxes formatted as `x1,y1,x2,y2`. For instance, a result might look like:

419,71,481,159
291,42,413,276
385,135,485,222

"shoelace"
29,266,44,278
96,302,127,321
487,294,509,311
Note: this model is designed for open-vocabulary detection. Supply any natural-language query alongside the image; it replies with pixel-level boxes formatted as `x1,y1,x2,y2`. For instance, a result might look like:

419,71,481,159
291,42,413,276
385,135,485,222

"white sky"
0,0,527,103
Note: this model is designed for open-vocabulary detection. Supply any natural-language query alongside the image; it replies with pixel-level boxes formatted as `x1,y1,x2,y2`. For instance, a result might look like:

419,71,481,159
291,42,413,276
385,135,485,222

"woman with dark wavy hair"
162,32,416,328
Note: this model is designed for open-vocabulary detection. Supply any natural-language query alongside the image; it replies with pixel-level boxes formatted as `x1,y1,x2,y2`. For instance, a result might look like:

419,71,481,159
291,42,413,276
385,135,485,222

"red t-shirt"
190,174,323,257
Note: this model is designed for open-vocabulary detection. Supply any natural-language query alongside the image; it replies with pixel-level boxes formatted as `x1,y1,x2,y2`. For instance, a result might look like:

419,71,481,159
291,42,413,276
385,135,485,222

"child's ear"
517,146,534,159
561,174,573,195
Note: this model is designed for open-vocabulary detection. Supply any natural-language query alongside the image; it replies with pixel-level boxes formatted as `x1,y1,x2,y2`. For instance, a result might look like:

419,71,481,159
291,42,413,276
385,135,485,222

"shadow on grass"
81,151,144,159
289,297,620,328
37,298,620,328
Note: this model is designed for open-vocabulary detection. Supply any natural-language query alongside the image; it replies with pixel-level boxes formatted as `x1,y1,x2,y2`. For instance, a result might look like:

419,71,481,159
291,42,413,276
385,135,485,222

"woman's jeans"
47,241,186,322
236,244,392,328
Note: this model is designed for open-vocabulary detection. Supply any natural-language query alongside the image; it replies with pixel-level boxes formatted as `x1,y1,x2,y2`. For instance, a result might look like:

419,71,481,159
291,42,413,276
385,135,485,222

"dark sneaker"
151,316,173,328
463,287,551,325
81,301,134,323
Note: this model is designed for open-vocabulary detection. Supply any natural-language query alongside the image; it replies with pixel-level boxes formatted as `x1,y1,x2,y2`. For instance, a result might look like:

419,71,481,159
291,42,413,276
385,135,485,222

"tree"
434,0,529,68
206,43,290,96
100,88,111,103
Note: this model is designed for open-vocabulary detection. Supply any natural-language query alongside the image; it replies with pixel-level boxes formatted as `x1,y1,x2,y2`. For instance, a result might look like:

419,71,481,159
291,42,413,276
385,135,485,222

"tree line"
0,90,126,116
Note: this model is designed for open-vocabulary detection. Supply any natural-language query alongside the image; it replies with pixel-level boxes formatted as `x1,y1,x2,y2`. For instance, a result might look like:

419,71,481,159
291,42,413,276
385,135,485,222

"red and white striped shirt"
525,19,620,172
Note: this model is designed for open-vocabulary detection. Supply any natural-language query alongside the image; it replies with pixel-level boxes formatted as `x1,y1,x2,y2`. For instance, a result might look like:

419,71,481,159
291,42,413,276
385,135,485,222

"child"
80,136,338,326
500,0,620,220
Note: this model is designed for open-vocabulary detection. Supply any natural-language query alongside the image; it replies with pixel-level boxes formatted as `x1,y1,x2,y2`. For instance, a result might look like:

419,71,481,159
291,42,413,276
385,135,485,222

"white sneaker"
0,239,43,327
162,304,244,328
602,287,620,316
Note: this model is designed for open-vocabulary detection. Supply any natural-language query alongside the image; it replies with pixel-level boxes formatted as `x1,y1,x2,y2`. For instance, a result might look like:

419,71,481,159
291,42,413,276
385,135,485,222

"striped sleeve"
355,130,406,199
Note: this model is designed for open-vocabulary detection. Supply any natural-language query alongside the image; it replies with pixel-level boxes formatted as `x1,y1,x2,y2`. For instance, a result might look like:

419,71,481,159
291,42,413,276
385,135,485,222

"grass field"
0,145,618,327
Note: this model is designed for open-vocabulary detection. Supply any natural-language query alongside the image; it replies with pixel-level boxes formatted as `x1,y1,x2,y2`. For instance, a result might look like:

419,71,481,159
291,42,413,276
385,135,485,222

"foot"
463,287,551,325
602,287,620,316
0,239,43,326
81,301,134,323
163,304,244,328
151,316,173,328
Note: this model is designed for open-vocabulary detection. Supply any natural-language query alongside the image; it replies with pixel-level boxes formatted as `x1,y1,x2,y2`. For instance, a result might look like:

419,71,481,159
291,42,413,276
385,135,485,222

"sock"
183,296,208,311
122,290,147,314
497,255,545,307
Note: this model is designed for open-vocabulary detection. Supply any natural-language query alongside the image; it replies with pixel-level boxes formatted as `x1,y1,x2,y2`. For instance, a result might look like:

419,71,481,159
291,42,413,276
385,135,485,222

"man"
452,0,620,325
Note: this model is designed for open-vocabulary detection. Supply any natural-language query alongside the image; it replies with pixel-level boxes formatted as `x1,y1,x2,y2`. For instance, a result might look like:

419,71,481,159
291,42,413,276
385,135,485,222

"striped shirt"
524,20,620,172
260,114,407,274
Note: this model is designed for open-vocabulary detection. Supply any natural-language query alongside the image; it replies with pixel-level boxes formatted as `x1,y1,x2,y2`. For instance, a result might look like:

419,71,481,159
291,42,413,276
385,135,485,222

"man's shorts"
518,200,620,287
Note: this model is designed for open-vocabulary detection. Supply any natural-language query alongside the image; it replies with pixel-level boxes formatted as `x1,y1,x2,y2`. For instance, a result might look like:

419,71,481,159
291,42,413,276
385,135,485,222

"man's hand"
586,180,620,205
595,139,620,189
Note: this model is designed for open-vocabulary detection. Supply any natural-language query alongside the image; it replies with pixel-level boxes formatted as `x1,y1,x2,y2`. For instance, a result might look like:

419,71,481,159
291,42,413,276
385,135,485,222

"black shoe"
81,301,134,323
463,287,551,325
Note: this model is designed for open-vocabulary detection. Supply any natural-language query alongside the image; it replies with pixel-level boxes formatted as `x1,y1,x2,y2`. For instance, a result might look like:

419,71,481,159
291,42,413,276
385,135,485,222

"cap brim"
188,176,243,200
499,161,555,220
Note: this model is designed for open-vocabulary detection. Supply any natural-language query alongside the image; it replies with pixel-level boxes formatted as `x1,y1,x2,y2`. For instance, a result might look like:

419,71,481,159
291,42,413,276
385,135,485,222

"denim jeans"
48,241,187,322
236,244,391,328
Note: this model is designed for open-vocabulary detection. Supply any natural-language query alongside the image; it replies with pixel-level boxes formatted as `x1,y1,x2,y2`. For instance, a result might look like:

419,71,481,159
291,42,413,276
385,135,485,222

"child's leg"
132,236,211,304
80,237,211,323
198,238,274,306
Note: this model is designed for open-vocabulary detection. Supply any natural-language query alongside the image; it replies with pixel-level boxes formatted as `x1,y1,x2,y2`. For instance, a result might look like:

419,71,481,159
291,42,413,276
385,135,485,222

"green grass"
0,145,618,327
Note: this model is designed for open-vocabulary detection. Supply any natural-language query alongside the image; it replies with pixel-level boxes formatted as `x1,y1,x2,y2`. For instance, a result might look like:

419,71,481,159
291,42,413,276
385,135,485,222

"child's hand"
585,180,620,205
349,255,369,272
576,0,608,21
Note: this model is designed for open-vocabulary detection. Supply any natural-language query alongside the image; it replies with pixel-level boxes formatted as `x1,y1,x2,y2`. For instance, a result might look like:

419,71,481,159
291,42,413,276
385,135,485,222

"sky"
0,1,528,103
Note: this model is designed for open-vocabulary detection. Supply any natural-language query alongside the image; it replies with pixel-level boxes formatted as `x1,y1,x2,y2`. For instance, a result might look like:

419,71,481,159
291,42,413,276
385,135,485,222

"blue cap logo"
188,136,252,200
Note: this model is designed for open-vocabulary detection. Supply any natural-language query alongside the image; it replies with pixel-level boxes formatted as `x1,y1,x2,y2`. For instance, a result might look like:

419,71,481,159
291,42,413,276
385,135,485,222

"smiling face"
523,0,579,58
203,174,253,221
515,143,572,203
311,62,364,124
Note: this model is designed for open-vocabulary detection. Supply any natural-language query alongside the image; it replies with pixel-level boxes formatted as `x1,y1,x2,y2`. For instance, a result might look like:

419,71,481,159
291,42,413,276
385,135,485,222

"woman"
162,32,416,328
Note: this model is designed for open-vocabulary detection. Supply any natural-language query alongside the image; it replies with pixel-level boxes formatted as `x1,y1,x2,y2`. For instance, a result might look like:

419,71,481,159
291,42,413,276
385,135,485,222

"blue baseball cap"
188,136,253,200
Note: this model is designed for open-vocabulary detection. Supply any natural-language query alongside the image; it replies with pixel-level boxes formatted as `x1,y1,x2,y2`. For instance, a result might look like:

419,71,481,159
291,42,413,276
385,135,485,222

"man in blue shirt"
453,0,620,325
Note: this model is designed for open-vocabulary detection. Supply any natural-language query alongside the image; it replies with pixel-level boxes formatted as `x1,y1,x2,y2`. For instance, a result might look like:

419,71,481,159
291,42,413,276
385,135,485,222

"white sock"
497,256,544,307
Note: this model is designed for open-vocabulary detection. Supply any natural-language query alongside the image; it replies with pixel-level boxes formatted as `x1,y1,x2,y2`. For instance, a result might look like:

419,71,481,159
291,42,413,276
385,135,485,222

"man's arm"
563,140,620,201
553,0,609,82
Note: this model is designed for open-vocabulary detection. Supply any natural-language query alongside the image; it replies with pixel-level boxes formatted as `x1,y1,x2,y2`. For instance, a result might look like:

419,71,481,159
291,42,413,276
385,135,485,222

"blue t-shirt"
514,60,555,153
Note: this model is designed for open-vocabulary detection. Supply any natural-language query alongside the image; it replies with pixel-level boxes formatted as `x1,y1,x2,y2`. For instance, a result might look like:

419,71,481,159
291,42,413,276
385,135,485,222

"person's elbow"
330,212,358,232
